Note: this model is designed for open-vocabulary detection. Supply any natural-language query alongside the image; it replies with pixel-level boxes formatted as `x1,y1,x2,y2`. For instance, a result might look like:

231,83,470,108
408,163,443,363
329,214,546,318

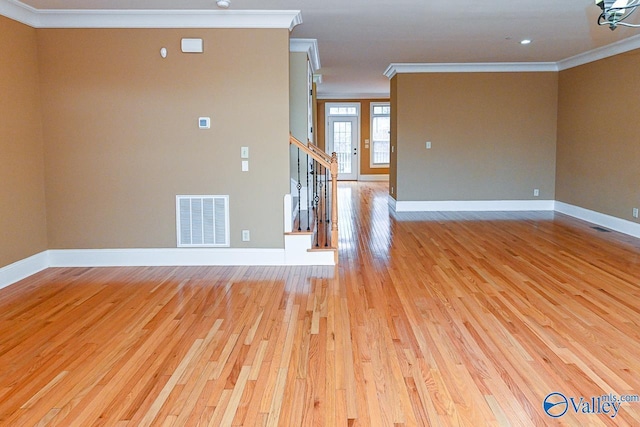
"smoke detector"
216,0,230,8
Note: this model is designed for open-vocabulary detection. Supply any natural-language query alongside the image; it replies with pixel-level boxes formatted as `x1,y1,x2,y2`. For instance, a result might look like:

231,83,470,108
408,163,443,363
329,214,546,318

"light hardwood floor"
1,182,640,426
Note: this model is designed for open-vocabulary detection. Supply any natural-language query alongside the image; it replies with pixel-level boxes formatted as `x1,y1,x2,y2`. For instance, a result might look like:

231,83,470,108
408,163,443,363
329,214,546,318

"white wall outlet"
241,147,249,159
426,141,431,149
533,189,540,197
241,160,249,172
391,186,394,195
633,208,639,218
242,230,250,241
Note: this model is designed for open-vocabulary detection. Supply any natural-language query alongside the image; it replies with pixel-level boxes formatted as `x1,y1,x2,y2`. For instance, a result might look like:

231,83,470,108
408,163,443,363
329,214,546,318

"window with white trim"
370,103,390,167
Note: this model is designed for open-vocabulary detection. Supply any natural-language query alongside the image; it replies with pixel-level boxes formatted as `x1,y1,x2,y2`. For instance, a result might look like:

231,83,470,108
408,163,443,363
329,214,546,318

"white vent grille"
176,196,229,247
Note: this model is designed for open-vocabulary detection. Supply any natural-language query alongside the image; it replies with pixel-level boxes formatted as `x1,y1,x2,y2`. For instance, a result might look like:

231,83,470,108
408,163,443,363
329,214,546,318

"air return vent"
176,196,229,247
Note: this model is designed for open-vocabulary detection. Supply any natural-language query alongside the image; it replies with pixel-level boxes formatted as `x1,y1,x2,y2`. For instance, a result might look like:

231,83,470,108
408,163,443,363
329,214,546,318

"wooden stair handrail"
289,134,339,253
290,135,330,170
308,141,332,163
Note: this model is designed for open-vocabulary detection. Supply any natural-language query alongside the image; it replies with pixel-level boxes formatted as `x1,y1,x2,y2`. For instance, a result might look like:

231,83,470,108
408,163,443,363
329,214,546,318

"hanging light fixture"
596,0,640,29
216,0,230,8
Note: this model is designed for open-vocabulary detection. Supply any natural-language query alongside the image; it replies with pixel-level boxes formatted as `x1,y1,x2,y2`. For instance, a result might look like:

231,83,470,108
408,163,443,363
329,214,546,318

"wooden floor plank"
1,182,640,425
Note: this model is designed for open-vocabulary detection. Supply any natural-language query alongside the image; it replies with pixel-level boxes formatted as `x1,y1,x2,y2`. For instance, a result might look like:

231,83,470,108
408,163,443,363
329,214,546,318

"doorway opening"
325,103,360,181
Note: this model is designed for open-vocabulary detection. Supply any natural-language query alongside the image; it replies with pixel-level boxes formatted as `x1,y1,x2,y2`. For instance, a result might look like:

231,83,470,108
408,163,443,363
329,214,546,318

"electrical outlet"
391,186,394,195
426,141,432,149
633,208,639,219
242,230,250,241
533,189,540,197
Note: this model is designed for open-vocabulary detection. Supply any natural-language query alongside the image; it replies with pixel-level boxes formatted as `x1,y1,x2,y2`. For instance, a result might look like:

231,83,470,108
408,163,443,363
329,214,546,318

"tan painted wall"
38,28,291,249
289,52,309,188
0,17,48,268
557,50,640,223
317,99,390,176
392,72,558,201
289,52,309,143
389,78,398,198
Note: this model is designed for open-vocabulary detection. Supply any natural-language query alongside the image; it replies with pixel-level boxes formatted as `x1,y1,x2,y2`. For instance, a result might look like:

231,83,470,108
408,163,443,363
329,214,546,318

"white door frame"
325,102,360,181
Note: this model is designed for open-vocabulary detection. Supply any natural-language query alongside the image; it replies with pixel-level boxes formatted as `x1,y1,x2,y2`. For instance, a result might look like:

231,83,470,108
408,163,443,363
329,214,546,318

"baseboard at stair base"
0,244,336,290
284,234,335,265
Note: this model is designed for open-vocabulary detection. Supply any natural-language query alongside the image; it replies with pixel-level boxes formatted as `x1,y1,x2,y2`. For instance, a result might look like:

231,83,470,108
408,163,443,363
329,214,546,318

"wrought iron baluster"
306,153,310,231
297,148,302,231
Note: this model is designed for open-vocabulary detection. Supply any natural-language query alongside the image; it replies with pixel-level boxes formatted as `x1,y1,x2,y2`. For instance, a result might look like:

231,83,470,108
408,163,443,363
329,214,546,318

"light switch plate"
241,147,249,158
198,117,210,129
241,160,249,172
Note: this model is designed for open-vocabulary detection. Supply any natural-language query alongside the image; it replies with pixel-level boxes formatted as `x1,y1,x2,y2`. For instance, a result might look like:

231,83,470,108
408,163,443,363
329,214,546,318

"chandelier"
596,0,640,29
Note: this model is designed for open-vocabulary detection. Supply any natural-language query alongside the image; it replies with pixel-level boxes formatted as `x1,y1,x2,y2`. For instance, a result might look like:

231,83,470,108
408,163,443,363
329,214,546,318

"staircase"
284,135,338,265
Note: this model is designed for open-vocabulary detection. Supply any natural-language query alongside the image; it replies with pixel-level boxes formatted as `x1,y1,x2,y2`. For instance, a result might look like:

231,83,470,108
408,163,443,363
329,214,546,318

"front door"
327,116,358,180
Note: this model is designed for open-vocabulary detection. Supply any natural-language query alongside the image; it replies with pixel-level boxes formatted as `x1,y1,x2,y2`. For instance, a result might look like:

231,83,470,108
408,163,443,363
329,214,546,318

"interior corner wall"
0,16,48,268
389,77,398,198
393,72,558,202
556,50,640,223
38,28,291,250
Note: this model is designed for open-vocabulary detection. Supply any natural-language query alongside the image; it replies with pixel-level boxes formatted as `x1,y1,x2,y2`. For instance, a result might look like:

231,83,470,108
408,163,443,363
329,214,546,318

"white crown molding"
384,35,640,79
289,38,321,74
384,62,559,79
0,0,37,25
0,0,302,29
557,34,640,70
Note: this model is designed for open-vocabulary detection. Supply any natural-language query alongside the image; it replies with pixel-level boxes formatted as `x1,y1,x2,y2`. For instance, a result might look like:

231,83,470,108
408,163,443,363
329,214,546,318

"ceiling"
13,0,640,98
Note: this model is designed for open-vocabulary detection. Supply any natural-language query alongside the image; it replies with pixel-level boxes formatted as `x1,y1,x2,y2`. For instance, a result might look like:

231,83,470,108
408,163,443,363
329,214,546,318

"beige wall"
557,50,640,223
391,72,558,201
289,51,309,187
389,78,398,197
0,17,48,268
317,99,390,176
38,28,291,249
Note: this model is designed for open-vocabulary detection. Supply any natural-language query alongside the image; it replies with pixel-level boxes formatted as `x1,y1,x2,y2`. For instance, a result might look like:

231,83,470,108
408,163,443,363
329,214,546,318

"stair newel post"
330,152,339,249
324,167,329,246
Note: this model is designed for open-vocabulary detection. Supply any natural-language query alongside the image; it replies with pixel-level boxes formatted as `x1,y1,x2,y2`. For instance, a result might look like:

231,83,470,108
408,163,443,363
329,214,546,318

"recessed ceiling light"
520,39,532,45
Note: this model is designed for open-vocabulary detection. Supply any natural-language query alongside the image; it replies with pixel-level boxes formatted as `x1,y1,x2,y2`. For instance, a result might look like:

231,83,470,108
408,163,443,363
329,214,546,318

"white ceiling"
13,0,640,98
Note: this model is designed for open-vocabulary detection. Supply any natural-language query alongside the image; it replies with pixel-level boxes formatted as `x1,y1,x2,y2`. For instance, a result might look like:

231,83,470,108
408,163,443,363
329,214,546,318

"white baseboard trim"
48,248,289,267
359,174,389,182
555,202,640,238
284,234,335,265
0,251,49,290
388,195,397,210
394,200,555,212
